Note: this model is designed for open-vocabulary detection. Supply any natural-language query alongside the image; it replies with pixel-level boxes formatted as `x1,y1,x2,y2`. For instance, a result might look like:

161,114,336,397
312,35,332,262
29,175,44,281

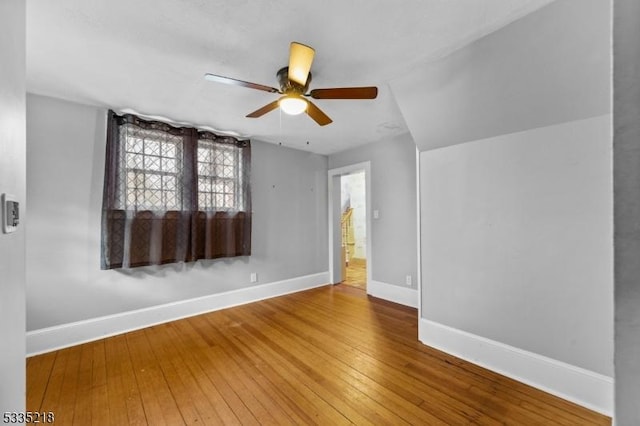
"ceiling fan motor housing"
277,66,311,94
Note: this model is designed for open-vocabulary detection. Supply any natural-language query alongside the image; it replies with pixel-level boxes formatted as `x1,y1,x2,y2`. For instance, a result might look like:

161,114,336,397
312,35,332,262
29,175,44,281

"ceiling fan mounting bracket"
277,66,311,95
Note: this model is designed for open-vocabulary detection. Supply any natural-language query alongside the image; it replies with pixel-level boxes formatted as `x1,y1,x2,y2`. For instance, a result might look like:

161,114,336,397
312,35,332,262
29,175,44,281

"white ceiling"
26,0,555,155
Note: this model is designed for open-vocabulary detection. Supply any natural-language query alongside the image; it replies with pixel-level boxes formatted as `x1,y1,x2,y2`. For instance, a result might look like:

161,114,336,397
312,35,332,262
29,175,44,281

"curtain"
101,110,251,269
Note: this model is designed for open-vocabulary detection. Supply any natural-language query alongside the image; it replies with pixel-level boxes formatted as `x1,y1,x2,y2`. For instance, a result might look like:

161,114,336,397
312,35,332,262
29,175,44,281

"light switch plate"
2,193,19,234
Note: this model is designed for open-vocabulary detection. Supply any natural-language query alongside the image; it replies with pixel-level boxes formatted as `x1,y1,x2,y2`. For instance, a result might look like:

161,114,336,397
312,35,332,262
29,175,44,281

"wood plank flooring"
342,258,366,290
27,285,611,425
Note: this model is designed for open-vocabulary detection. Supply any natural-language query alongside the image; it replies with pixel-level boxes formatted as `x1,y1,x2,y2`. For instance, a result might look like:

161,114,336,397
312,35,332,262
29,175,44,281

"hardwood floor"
342,258,366,290
27,285,610,425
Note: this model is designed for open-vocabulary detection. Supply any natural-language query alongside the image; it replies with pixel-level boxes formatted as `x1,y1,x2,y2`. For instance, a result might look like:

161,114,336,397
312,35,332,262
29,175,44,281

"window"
197,139,243,210
101,111,251,269
119,126,183,210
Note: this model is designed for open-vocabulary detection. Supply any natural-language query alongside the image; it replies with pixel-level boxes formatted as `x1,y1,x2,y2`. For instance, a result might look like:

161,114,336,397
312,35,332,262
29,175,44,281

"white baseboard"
419,318,613,416
368,280,419,308
27,272,329,356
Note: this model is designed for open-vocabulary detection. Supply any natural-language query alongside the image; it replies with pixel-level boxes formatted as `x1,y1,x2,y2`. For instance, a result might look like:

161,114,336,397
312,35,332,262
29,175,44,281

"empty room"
1,0,639,424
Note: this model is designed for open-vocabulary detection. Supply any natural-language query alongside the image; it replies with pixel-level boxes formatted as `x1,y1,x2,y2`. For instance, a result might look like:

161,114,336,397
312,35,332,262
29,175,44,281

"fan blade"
204,73,280,93
309,87,378,99
288,42,315,87
246,100,280,118
306,101,332,126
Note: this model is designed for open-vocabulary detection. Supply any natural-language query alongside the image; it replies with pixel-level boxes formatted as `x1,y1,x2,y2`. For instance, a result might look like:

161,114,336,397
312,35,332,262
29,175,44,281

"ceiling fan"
204,42,378,126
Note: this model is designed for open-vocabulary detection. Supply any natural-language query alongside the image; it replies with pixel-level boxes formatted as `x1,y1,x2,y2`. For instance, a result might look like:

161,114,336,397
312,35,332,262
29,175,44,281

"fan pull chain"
279,107,283,147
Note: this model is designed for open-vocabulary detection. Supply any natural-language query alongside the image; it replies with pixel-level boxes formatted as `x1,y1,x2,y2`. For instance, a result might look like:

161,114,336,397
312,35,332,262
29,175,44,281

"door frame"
327,161,372,288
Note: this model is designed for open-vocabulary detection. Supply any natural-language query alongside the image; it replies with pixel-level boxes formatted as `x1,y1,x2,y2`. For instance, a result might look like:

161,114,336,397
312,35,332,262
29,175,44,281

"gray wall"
391,0,613,377
613,0,640,423
420,115,613,375
390,0,610,151
26,94,328,331
328,133,417,289
0,0,26,411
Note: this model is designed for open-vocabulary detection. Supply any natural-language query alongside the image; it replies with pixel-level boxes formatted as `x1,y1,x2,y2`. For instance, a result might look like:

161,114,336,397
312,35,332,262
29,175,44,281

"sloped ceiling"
26,0,555,155
390,0,611,152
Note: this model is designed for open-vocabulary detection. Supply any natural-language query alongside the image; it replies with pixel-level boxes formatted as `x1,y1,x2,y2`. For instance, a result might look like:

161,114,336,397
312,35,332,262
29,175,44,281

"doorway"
340,171,367,289
328,161,372,291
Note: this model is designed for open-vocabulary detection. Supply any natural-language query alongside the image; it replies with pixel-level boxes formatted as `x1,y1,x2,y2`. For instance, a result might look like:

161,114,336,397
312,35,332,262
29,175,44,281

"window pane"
135,189,145,205
127,137,143,153
126,171,137,189
146,174,161,189
197,177,209,192
146,156,161,171
198,147,211,162
126,153,143,169
224,194,234,208
165,191,176,208
223,166,234,178
163,176,175,190
146,189,162,207
212,149,223,164
162,158,176,172
127,191,137,206
198,162,210,176
145,140,160,155
164,143,177,158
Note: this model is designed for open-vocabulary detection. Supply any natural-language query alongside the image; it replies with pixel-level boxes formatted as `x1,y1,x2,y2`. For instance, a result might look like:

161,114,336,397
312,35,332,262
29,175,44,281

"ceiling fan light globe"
279,96,307,115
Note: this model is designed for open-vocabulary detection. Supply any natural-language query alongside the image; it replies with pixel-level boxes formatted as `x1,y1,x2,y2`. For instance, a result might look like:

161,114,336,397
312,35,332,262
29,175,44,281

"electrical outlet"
250,272,257,283
405,275,412,286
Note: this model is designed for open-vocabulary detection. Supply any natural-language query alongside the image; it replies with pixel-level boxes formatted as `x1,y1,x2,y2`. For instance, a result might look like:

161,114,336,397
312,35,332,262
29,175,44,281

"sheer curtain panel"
101,111,251,269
